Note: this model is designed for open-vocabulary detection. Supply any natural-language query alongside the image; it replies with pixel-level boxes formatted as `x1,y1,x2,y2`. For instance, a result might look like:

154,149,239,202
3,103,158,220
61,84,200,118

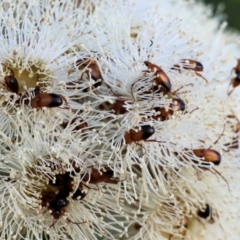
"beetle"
48,191,86,227
42,171,87,227
197,204,214,223
189,148,229,190
192,149,221,166
71,166,121,197
1,63,19,94
61,117,88,132
228,59,240,95
49,172,71,187
172,59,207,82
48,170,87,201
181,59,204,72
82,166,119,185
71,183,87,200
133,223,142,231
76,58,103,91
99,98,127,115
191,125,226,166
76,58,102,83
144,61,172,94
30,87,68,109
111,99,128,115
179,125,230,190
224,114,240,149
233,58,240,78
228,77,240,96
153,98,185,121
124,125,155,144
49,192,69,227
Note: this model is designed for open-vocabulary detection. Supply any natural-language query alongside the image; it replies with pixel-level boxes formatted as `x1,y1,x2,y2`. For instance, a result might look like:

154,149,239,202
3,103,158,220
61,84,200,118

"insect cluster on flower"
0,1,239,240
228,59,240,95
41,162,119,227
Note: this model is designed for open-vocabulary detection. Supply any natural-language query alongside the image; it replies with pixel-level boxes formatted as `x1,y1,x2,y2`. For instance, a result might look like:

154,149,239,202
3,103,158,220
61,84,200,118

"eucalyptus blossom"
0,0,239,240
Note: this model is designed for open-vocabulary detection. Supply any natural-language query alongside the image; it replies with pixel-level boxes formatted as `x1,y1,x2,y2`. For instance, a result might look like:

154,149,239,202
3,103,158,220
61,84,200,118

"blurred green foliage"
203,0,240,31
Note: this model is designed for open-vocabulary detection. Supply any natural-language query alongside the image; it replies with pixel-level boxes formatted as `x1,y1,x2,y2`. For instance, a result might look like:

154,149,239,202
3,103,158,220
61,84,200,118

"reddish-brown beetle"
144,61,172,94
228,59,240,95
61,117,88,132
99,99,127,115
30,87,68,109
82,166,120,185
76,58,103,91
1,63,19,94
197,204,214,223
192,149,221,166
172,59,207,82
71,183,87,200
153,98,185,121
42,170,87,228
124,125,155,144
48,192,69,227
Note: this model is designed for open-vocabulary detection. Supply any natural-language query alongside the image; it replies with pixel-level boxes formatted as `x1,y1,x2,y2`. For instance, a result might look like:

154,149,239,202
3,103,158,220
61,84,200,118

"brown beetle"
47,191,86,227
153,98,185,121
191,126,225,166
133,223,142,231
1,63,19,94
77,59,102,82
233,58,240,78
124,125,155,144
82,166,120,185
228,59,240,95
42,170,87,227
76,58,103,91
179,126,230,190
228,77,240,96
223,114,240,149
71,183,87,200
182,59,204,72
144,61,172,94
190,148,229,190
112,99,128,115
61,117,88,132
192,149,221,165
99,99,127,115
197,204,214,223
48,192,69,227
30,87,67,109
226,114,240,133
48,171,87,201
173,59,207,82
49,172,71,187
41,191,67,227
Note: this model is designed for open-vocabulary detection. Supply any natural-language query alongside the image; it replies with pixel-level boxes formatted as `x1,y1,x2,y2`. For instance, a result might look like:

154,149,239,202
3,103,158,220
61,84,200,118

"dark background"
203,0,240,31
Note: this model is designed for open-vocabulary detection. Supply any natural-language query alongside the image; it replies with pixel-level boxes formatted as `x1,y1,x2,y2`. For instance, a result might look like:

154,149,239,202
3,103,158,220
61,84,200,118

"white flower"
0,0,240,239
0,109,126,240
115,157,240,240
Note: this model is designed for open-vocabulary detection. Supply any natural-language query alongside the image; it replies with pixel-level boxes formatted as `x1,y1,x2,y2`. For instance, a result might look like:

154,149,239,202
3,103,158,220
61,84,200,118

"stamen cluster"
0,0,239,240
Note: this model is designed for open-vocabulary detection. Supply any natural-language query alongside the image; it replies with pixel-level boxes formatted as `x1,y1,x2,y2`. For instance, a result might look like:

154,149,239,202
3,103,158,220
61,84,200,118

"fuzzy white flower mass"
0,0,239,239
